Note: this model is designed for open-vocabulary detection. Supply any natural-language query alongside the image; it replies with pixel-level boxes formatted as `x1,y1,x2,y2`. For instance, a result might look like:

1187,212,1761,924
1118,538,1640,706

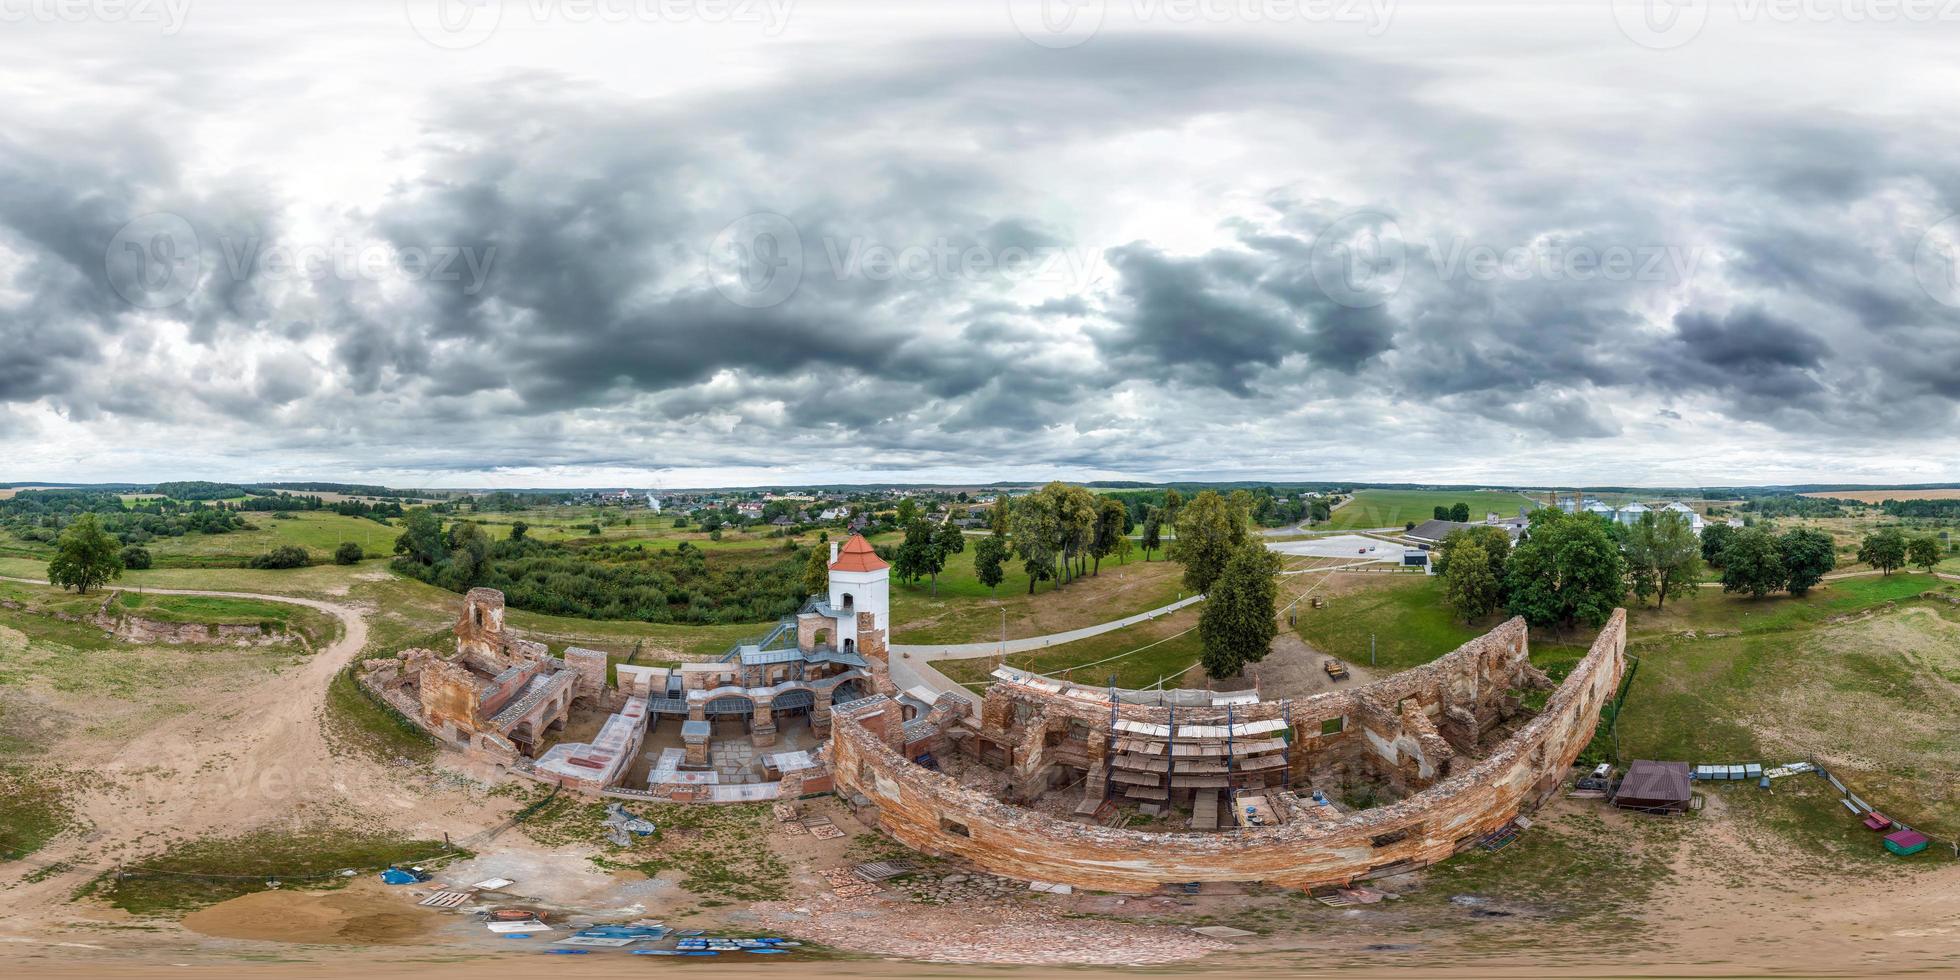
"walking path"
889,593,1206,660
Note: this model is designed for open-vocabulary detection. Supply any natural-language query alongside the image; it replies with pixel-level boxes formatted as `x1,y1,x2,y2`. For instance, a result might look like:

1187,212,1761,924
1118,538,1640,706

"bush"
249,545,310,569
334,542,364,565
118,545,153,570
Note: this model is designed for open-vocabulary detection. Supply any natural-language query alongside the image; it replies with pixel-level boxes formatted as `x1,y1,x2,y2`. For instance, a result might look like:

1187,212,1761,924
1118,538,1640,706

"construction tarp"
1613,760,1692,812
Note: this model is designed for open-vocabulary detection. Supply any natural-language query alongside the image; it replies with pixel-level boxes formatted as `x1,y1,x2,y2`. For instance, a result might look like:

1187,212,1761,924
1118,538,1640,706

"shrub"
119,545,153,570
334,542,364,565
249,545,310,569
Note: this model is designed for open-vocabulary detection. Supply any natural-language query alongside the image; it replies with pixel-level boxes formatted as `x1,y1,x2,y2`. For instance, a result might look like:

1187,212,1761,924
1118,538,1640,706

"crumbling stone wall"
832,612,1626,893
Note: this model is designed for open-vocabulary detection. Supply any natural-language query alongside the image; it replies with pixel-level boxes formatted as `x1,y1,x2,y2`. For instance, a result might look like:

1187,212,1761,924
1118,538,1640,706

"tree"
334,541,365,565
1114,534,1135,566
1433,505,1450,521
1907,533,1942,573
1140,506,1163,561
1308,499,1331,523
1438,527,1509,621
1090,497,1126,574
1198,542,1282,679
1857,528,1908,575
894,519,946,592
1442,535,1504,623
119,545,153,571
1009,485,1061,594
1699,521,1735,566
896,497,918,525
1625,511,1703,610
1434,525,1509,578
1778,527,1836,596
1449,502,1471,523
1719,526,1786,598
973,533,1009,595
1169,490,1245,594
509,520,529,542
1505,510,1626,628
1161,488,1184,529
249,545,310,569
801,546,830,597
47,513,124,594
393,509,445,566
988,495,1011,536
935,520,967,560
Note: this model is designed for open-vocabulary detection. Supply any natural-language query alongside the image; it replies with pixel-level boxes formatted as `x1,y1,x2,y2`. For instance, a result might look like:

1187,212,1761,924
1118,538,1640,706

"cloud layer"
2,5,1958,487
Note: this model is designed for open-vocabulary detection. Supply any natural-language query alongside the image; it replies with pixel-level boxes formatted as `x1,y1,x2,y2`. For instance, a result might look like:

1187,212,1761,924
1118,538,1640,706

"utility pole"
1370,633,1376,667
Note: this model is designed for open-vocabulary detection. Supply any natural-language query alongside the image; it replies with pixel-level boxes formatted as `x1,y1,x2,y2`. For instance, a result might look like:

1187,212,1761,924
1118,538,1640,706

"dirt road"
0,577,493,924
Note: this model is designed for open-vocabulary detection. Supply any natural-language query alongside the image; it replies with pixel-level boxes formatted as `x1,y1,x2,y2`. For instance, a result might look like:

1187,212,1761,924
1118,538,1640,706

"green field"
933,610,1205,691
1291,573,1500,671
1320,489,1544,530
0,510,395,568
886,533,1185,644
90,828,461,916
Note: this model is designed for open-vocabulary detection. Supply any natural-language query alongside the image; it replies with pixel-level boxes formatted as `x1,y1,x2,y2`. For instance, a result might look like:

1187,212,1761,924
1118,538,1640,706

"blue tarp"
379,868,419,885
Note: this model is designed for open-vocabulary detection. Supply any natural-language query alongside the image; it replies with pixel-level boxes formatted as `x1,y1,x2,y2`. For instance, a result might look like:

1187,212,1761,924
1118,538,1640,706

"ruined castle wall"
831,612,1626,894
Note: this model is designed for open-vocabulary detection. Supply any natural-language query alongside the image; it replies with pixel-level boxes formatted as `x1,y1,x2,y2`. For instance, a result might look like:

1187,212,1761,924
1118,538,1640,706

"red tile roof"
830,533,888,573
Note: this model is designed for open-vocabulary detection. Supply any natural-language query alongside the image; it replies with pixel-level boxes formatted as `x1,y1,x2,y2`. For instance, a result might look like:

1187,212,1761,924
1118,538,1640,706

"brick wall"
831,611,1627,894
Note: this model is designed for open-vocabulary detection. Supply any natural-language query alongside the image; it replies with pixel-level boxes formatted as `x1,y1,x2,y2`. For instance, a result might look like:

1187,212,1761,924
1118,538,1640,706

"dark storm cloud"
3,27,1960,481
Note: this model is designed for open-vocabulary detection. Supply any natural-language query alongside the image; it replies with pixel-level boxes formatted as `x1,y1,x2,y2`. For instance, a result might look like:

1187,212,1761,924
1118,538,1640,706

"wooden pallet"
419,891,474,908
852,860,915,882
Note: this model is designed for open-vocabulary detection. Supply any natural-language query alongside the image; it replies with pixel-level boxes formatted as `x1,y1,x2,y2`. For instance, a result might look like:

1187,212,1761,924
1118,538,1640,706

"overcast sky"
3,0,1958,489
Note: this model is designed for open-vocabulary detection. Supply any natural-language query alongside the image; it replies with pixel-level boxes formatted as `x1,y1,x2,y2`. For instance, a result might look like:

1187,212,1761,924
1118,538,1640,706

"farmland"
1318,488,1543,530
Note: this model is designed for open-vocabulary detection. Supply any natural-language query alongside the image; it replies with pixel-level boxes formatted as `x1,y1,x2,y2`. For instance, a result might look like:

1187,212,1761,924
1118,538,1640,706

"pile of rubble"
899,872,1023,904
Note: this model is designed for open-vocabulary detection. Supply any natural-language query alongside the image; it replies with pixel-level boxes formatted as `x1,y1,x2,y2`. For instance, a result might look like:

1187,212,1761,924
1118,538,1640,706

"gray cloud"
0,22,1956,486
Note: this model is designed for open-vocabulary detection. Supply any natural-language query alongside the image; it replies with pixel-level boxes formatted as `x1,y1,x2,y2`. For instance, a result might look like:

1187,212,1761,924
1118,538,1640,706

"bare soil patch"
181,881,442,945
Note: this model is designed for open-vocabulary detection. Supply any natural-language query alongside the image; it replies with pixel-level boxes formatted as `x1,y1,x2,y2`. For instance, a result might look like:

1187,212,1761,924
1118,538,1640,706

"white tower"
826,533,890,657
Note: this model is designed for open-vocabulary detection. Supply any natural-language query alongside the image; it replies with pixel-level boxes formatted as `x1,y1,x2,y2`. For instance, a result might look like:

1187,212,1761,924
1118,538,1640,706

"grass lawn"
0,512,398,568
1320,489,1543,531
89,828,463,916
891,546,1187,645
933,606,1205,691
1291,573,1497,671
0,766,72,860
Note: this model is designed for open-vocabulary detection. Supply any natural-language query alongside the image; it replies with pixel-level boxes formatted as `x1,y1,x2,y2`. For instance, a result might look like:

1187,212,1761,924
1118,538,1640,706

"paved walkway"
889,593,1206,660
